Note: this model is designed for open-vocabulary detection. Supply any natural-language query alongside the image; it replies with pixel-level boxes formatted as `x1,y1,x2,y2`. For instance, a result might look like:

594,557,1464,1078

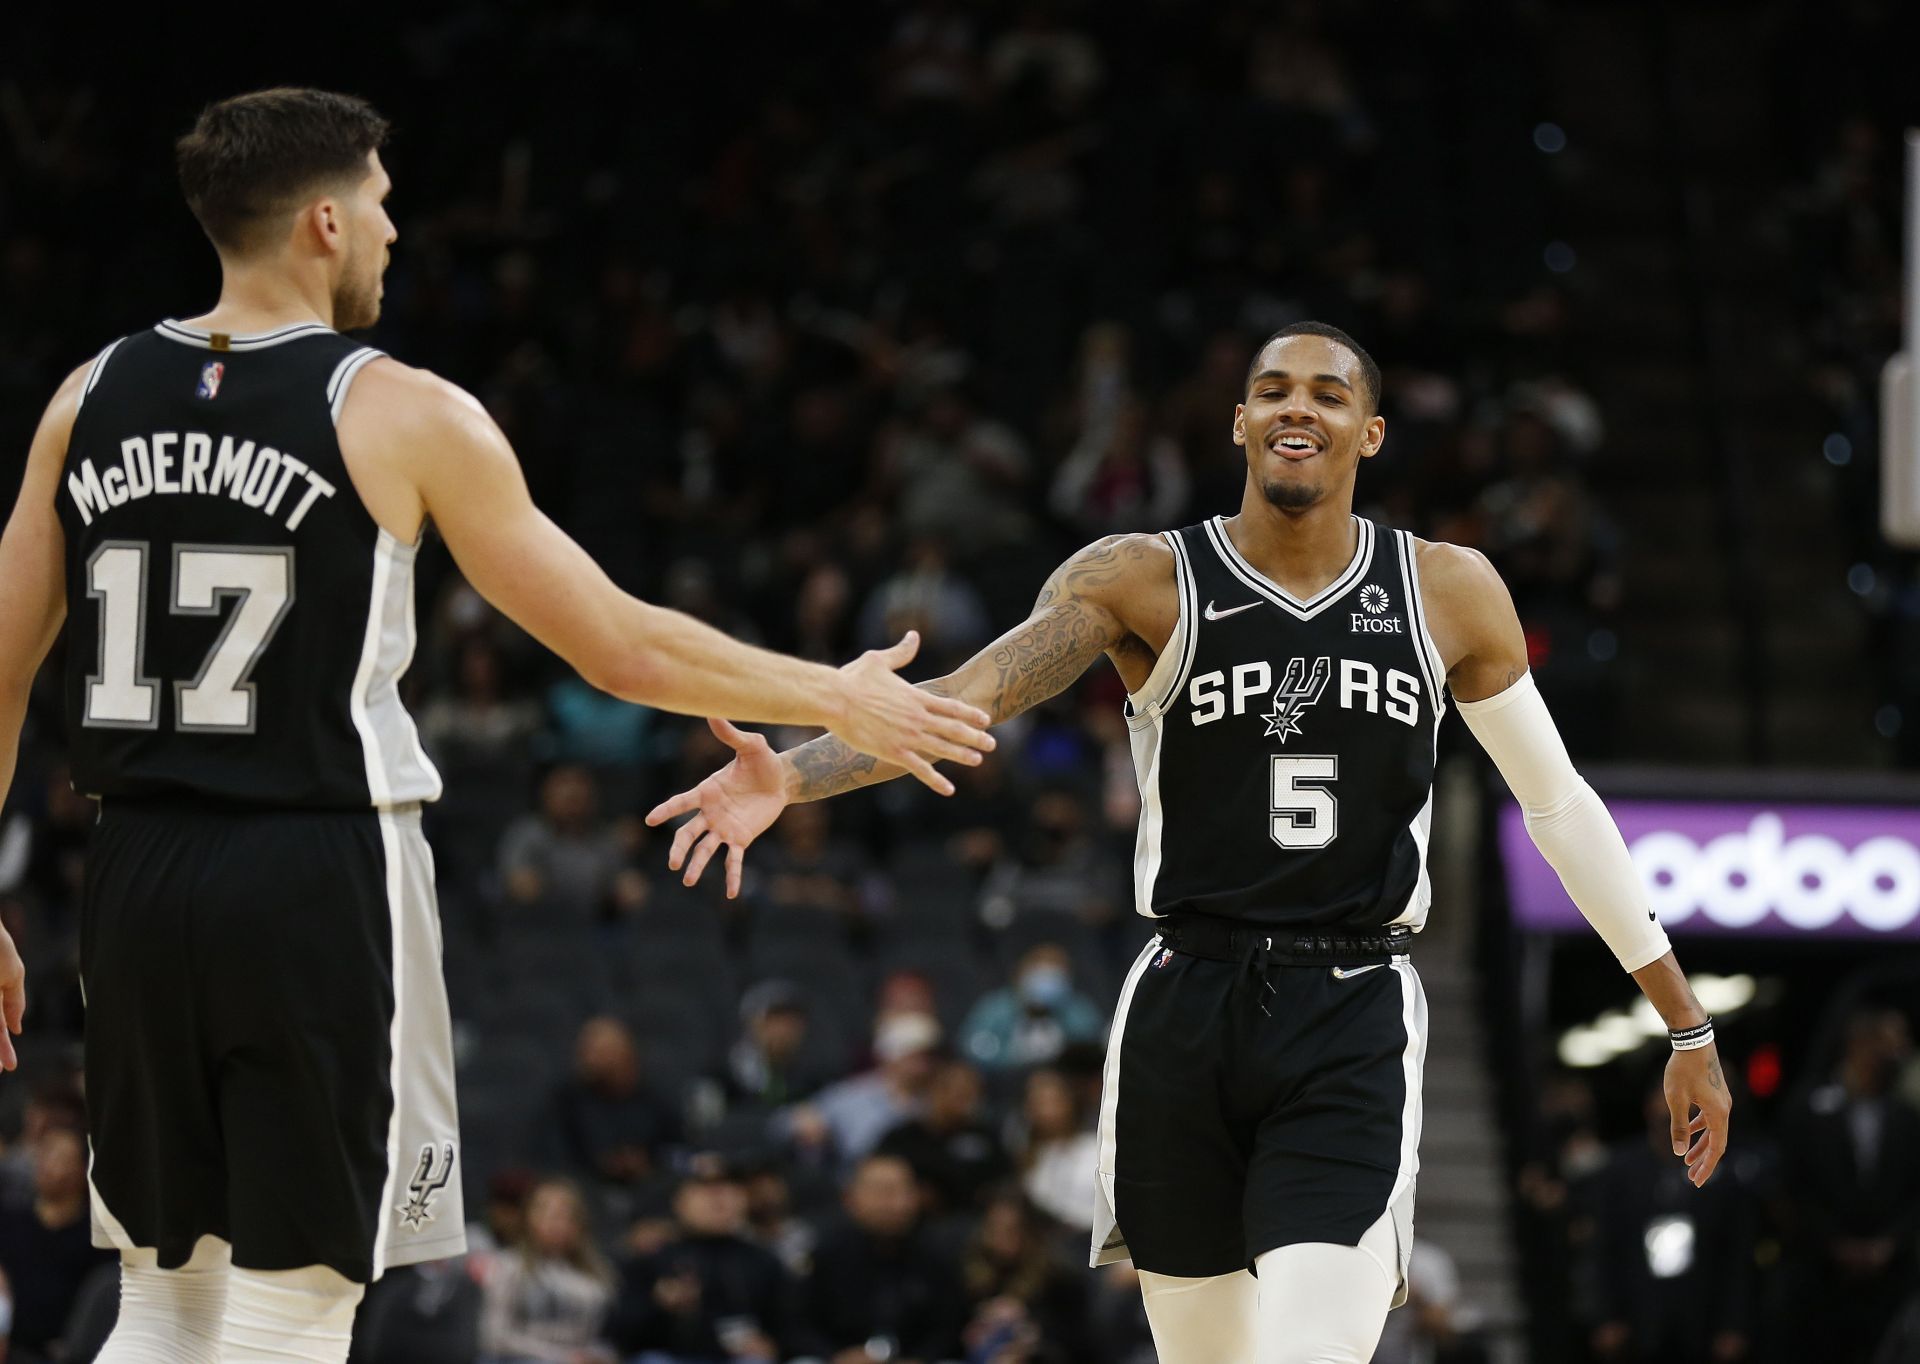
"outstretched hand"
645,718,793,899
829,631,994,796
1665,1044,1731,1187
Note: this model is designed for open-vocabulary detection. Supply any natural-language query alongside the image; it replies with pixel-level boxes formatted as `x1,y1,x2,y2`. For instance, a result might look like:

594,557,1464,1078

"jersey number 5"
1270,754,1338,849
83,541,294,733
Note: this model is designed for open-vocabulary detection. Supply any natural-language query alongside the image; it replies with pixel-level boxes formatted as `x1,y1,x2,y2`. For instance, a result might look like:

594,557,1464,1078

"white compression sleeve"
1455,673,1670,971
1137,1268,1258,1364
95,1235,230,1364
220,1263,365,1364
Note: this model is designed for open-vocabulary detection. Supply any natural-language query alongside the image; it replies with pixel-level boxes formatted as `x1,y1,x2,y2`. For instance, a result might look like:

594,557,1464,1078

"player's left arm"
0,362,88,1069
1418,539,1730,1187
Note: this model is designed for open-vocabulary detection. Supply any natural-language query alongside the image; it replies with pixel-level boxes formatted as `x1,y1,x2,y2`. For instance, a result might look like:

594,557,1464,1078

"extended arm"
645,534,1163,893
1422,541,1729,1185
0,363,87,1069
341,361,992,790
784,534,1149,801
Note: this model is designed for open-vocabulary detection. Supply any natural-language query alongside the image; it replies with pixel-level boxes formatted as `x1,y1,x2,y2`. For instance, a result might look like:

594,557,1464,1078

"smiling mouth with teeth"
1273,434,1319,455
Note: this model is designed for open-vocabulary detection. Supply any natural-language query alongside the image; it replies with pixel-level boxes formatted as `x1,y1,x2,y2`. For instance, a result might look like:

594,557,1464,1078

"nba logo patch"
196,361,225,400
1152,947,1174,969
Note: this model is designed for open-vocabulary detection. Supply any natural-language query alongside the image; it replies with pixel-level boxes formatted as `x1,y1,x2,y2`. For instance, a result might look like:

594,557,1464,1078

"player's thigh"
1244,960,1425,1278
1099,946,1249,1278
198,809,403,1281
1138,1269,1258,1364
1253,1225,1399,1364
82,808,230,1261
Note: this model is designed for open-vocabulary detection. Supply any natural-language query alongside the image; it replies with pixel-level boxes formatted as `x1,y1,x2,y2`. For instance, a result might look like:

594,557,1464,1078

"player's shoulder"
1062,531,1177,589
1409,536,1507,605
340,357,501,447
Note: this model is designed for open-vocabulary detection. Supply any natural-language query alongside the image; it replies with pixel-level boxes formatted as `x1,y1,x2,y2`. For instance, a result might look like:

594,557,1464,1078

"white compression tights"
1137,1213,1399,1364
93,1235,366,1364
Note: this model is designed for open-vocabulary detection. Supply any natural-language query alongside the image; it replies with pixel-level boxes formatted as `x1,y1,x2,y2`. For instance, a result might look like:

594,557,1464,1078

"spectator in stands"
959,944,1104,1071
794,1154,966,1363
877,1058,1011,1217
1373,1240,1487,1364
0,1082,84,1204
725,980,830,1113
0,1125,113,1363
959,1186,1091,1362
500,765,645,922
857,537,993,676
608,1157,797,1363
1780,1008,1920,1363
1014,1066,1100,1235
1085,1264,1156,1364
740,1161,816,1281
419,635,544,890
876,387,1032,559
977,791,1123,924
1582,1080,1755,1363
534,1017,683,1195
1048,394,1190,539
481,1177,618,1364
784,1012,942,1174
753,801,873,940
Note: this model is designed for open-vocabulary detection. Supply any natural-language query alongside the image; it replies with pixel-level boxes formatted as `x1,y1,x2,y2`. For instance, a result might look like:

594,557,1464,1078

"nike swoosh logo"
1331,963,1385,980
1204,600,1260,620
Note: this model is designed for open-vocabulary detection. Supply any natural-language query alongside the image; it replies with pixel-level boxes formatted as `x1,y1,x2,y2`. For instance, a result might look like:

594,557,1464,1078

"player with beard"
0,88,993,1363
649,322,1733,1362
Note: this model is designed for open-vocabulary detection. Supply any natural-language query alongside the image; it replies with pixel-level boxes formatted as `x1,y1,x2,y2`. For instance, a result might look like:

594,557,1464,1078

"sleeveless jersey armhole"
1125,529,1199,727
326,348,386,425
73,336,127,418
1393,530,1449,722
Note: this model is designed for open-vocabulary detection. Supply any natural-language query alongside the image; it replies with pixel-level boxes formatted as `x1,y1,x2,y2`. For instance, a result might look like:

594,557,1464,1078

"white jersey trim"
1204,515,1374,620
1091,935,1163,1268
76,337,126,414
327,348,386,423
154,319,336,351
348,531,444,809
1391,531,1443,929
1125,529,1199,726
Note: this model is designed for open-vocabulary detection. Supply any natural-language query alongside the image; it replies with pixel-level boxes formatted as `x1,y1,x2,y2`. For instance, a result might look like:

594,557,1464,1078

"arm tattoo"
1706,1060,1722,1091
784,536,1150,802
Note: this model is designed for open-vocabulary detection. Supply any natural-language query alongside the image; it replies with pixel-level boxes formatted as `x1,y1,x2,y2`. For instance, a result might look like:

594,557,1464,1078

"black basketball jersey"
1124,516,1443,931
55,320,441,809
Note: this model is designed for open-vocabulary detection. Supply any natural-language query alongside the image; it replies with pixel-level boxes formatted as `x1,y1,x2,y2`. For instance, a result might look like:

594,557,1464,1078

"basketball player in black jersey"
650,322,1733,1362
0,89,993,1363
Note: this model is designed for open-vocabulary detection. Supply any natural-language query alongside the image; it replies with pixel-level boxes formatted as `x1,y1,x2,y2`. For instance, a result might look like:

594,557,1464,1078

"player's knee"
220,1263,364,1364
95,1236,231,1364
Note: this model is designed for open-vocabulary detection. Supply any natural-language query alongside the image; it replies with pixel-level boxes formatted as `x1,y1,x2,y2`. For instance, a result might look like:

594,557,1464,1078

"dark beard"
1259,475,1322,512
331,271,380,332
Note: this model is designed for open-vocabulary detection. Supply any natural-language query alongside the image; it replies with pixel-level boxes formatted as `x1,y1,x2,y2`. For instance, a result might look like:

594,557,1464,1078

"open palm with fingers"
646,718,793,898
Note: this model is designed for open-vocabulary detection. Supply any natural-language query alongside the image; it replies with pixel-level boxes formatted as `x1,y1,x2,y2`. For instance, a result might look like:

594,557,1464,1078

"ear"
1232,403,1248,448
306,197,347,257
1358,413,1387,460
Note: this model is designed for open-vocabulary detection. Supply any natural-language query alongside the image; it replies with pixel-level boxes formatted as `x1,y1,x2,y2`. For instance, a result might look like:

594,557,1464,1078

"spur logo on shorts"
397,1141,457,1231
196,360,225,400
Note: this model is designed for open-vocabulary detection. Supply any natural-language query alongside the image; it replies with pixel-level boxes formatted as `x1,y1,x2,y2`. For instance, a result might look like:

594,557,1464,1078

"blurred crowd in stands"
4,0,1910,1361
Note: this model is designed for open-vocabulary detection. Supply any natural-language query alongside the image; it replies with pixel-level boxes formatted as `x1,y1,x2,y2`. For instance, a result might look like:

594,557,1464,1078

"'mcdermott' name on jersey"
1187,655,1423,730
66,431,338,532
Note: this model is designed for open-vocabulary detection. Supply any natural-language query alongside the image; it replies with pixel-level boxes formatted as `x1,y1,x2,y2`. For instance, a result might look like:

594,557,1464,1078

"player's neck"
1223,489,1360,599
182,263,334,336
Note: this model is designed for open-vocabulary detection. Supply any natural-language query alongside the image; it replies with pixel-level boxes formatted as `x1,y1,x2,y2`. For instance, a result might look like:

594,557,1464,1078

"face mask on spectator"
1019,964,1071,1008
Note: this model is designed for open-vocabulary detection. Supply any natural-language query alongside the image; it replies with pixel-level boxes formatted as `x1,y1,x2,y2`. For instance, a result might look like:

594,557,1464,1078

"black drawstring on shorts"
1238,932,1279,1016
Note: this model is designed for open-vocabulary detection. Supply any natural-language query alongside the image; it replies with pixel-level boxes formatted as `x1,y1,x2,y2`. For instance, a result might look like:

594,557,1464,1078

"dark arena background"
2,3,1918,1361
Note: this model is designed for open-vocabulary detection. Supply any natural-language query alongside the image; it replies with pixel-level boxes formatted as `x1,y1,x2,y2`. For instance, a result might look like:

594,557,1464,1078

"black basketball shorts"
1091,932,1426,1296
80,800,465,1283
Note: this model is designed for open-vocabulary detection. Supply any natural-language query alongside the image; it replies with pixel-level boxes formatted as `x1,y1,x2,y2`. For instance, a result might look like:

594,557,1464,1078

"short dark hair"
176,88,390,253
1246,321,1382,412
